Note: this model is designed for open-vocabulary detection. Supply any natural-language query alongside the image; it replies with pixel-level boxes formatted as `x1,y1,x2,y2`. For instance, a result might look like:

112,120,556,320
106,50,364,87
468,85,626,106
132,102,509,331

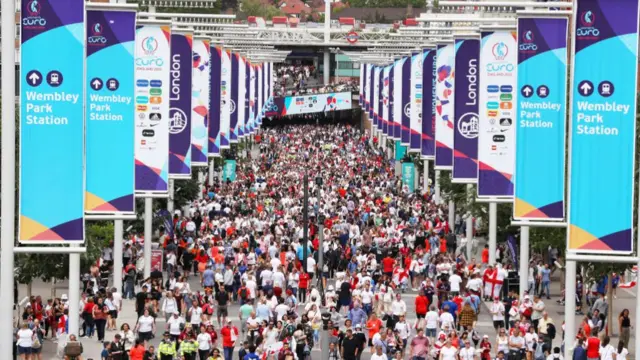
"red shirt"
220,326,239,347
83,302,95,314
586,337,600,358
299,273,310,289
481,249,489,264
382,257,395,273
415,295,429,315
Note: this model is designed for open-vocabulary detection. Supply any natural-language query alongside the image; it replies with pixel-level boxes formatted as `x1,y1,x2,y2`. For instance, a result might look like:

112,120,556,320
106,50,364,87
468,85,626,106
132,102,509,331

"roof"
336,7,426,22
278,0,312,15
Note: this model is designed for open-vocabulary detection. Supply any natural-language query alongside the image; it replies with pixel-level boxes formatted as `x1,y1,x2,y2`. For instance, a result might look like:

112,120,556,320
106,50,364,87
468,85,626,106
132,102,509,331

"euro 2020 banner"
20,0,85,242
477,30,517,198
400,56,411,145
435,43,455,170
134,22,170,194
168,30,193,179
393,59,403,140
191,37,210,166
230,53,239,142
421,47,436,160
567,0,639,253
409,52,423,152
208,45,222,157
452,37,480,184
514,17,568,221
387,63,395,138
382,66,390,135
220,49,231,148
86,7,136,215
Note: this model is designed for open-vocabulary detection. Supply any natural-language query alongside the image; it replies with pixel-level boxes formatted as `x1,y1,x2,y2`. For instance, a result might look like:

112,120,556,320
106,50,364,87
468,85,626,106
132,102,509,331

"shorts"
109,310,118,319
416,313,426,319
31,346,42,354
493,320,505,329
138,331,153,342
17,346,31,355
426,328,436,337
217,306,228,317
368,338,374,347
308,273,314,280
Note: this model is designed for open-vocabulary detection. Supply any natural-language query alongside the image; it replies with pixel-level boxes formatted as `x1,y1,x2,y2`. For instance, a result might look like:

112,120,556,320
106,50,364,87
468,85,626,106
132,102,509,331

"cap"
164,331,170,336
61,294,68,300
355,324,362,329
173,311,180,315
227,319,233,323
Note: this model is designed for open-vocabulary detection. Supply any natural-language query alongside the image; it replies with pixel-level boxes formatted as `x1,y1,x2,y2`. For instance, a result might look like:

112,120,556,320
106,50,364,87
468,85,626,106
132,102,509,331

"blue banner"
421,48,436,160
568,0,639,253
169,31,193,178
85,8,136,215
402,162,416,192
222,159,237,182
20,0,85,243
514,17,568,221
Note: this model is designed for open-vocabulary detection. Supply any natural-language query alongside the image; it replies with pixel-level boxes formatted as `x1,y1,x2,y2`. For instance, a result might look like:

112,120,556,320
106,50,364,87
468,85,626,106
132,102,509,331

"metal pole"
144,198,153,278
465,184,473,261
0,0,16,347
209,159,214,187
113,220,124,292
323,51,330,85
435,170,441,204
564,260,577,360
324,0,330,44
302,174,309,273
198,171,204,199
68,244,81,336
423,160,429,194
167,179,174,214
488,202,497,264
519,225,530,299
448,200,455,237
316,184,324,293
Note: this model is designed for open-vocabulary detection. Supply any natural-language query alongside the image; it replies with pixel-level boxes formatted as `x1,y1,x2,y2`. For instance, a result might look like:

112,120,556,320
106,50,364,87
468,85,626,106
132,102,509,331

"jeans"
363,303,372,315
223,346,234,360
412,357,427,360
426,328,436,337
124,281,135,299
541,281,550,298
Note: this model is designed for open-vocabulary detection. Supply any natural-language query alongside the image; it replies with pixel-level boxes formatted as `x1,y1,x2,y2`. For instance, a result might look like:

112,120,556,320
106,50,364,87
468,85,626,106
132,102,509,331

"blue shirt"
347,308,367,327
541,268,551,282
202,269,215,287
442,300,458,317
244,353,260,360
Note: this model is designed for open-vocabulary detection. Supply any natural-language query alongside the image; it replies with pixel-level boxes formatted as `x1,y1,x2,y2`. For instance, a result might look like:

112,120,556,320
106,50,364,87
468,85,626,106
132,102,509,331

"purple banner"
401,57,411,145
169,32,193,177
388,64,395,137
421,48,436,159
369,66,375,118
382,67,389,136
378,69,383,132
208,45,221,156
453,38,480,183
230,53,238,142
243,61,250,136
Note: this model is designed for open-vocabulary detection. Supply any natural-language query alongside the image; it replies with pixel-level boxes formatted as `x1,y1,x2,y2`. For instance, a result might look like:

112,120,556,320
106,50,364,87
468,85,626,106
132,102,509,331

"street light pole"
302,173,309,273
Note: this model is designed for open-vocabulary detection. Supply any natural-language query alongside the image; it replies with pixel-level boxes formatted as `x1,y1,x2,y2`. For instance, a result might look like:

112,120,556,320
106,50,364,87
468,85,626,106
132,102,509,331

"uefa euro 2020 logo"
519,30,538,53
23,0,46,28
492,42,508,61
142,36,159,55
486,41,514,74
88,23,107,45
577,10,599,39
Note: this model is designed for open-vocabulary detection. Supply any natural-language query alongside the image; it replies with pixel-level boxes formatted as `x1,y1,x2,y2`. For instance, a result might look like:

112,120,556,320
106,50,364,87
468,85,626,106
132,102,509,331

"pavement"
22,241,637,359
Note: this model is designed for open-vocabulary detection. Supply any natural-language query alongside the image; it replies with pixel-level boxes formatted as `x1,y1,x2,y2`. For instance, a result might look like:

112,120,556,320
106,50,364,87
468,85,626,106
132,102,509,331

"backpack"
239,287,248,299
547,323,556,339
65,341,83,357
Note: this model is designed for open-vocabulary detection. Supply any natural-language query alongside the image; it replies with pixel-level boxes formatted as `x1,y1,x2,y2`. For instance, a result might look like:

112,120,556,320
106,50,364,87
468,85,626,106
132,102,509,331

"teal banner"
402,162,416,192
394,140,407,161
20,0,85,243
222,160,237,182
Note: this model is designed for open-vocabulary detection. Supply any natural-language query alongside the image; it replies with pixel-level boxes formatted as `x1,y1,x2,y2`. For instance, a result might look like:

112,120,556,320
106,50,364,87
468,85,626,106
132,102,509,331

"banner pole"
435,170,441,203
168,179,174,214
422,160,429,194
209,160,215,187
519,225,530,298
488,202,497,264
68,244,81,336
448,200,455,237
0,0,16,349
465,184,473,261
144,198,153,278
564,260,577,360
113,220,124,293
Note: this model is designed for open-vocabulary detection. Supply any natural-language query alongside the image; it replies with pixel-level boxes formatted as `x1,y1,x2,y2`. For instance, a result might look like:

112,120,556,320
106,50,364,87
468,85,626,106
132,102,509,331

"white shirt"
426,311,439,329
371,354,388,360
16,329,33,348
272,272,286,288
491,302,505,321
616,348,629,360
439,312,454,329
162,297,178,315
449,274,463,292
600,345,616,360
197,332,212,350
394,321,411,339
137,315,154,333
307,257,316,273
111,292,122,310
441,346,458,360
167,316,185,335
460,347,476,360
391,300,407,316
361,290,374,304
288,273,299,288
261,269,273,286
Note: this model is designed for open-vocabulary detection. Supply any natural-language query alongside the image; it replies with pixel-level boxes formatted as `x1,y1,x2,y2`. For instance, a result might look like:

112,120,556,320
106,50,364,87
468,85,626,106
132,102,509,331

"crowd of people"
12,124,635,360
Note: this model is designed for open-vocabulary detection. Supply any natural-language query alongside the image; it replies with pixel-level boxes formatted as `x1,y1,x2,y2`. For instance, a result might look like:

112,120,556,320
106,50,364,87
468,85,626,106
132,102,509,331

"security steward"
158,331,177,360
180,331,199,360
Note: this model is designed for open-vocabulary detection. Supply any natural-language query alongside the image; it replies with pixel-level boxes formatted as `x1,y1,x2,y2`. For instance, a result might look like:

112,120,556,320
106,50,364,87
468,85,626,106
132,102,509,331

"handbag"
32,335,41,349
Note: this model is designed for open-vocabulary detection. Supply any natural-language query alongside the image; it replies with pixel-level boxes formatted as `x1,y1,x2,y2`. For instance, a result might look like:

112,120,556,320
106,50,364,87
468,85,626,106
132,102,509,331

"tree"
239,0,284,19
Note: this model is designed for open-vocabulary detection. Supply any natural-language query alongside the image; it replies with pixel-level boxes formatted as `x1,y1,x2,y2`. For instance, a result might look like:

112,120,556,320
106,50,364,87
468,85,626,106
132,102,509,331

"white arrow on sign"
92,79,102,89
580,82,592,95
28,72,40,85
523,87,532,96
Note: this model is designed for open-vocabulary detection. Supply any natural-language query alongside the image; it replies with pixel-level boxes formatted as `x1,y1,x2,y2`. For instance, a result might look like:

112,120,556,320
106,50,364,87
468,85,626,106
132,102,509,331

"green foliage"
240,0,284,19
15,222,108,283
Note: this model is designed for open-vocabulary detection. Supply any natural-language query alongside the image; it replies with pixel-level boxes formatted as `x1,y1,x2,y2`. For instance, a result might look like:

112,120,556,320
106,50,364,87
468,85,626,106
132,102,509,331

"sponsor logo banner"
409,52,423,152
208,46,221,156
190,38,209,166
435,44,455,169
